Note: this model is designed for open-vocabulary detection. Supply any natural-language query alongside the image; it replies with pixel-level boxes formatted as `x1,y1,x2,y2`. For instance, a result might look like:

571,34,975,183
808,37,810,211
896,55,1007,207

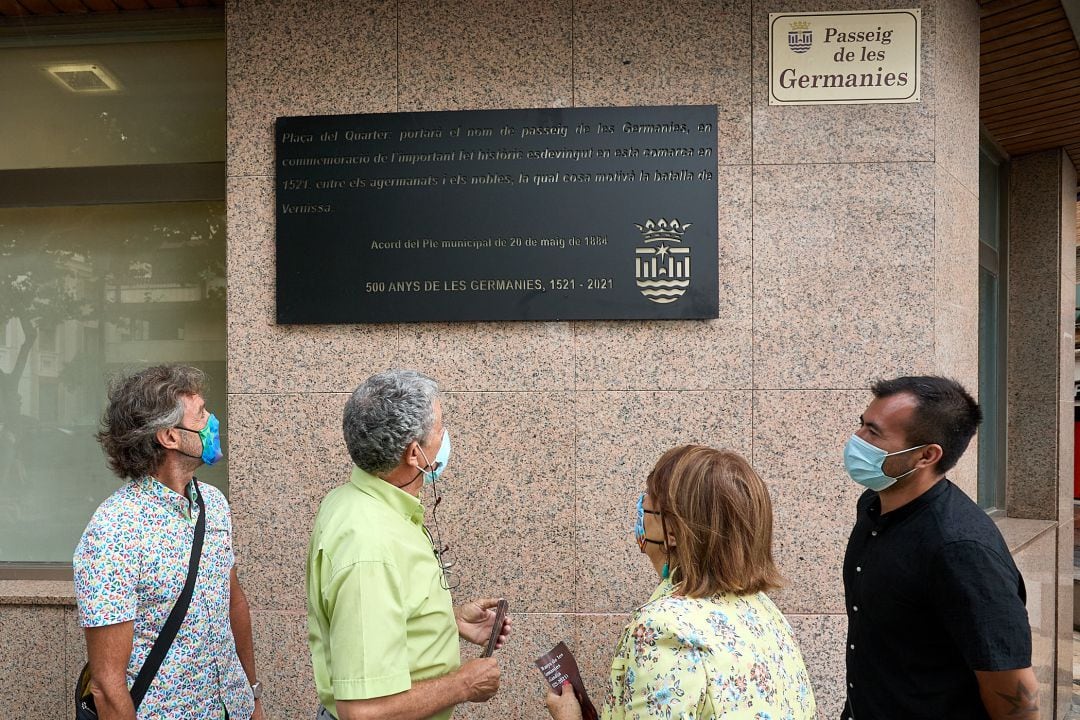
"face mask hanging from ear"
418,429,451,485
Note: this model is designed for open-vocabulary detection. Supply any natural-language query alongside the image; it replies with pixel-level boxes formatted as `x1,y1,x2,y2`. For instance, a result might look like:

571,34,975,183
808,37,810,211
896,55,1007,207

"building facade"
0,1,1076,718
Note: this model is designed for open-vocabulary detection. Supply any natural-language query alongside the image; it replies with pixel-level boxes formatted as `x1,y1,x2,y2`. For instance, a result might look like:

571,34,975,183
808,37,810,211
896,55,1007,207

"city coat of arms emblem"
788,21,812,53
634,218,692,304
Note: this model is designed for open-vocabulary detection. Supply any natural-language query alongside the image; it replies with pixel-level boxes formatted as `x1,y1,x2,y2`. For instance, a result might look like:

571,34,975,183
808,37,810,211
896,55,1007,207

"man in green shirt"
306,369,509,720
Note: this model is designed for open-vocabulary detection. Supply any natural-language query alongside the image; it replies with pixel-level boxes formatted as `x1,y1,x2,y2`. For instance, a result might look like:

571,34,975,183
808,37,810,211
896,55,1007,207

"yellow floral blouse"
601,579,816,720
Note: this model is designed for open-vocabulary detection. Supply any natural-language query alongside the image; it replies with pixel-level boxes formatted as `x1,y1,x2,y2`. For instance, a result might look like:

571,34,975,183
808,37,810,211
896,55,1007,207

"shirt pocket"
201,526,234,587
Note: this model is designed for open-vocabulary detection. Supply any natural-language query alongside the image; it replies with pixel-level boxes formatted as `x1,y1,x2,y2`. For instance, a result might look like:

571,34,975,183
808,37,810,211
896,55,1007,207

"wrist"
451,668,471,704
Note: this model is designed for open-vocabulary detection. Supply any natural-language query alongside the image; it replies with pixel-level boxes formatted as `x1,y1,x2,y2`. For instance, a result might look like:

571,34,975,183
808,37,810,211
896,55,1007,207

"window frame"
0,164,225,581
977,129,1010,514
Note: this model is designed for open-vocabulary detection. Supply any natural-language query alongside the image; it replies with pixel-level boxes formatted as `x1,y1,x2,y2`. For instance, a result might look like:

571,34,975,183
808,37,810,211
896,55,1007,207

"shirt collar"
349,466,425,525
137,475,198,520
870,477,951,525
636,576,677,611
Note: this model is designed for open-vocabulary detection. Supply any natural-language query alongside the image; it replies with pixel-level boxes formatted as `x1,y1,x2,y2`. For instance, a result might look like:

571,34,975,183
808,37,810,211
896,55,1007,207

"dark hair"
646,445,782,598
97,365,206,480
870,375,981,473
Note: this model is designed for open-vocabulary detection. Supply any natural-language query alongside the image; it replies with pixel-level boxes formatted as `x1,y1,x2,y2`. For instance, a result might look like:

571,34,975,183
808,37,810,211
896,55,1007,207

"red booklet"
535,642,599,720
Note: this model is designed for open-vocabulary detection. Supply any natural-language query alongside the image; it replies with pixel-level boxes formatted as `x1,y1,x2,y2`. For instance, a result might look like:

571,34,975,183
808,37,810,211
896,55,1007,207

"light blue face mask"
418,429,451,485
843,434,926,492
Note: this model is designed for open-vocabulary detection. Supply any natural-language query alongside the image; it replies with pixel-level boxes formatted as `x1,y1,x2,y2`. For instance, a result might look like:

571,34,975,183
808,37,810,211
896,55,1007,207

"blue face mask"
843,434,925,492
176,413,223,466
418,429,451,485
634,493,665,551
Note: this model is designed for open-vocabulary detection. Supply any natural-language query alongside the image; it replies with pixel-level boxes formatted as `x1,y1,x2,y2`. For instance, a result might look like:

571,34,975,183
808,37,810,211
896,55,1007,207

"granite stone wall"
1,2,1074,718
1006,149,1077,719
223,1,1008,719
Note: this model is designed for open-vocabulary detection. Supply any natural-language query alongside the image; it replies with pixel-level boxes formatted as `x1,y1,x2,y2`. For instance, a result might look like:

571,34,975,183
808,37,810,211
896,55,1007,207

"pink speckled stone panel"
574,165,752,391
753,162,935,389
752,0,935,165
397,322,576,393
227,176,401,394
229,392,350,612
230,390,577,614
433,391,576,613
1006,400,1058,520
933,167,978,387
455,612,576,720
575,390,752,612
787,613,848,720
0,579,76,605
754,390,868,615
251,610,317,720
63,607,86,700
398,0,572,112
573,613,631,707
1011,529,1057,716
227,0,397,177
0,604,66,718
1060,402,1075,528
932,0,980,195
574,0,751,165
1006,151,1069,520
1008,151,1067,405
933,166,979,497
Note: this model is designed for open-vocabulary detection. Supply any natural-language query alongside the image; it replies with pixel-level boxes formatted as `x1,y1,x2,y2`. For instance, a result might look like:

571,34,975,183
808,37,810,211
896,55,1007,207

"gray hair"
97,365,206,479
343,369,440,474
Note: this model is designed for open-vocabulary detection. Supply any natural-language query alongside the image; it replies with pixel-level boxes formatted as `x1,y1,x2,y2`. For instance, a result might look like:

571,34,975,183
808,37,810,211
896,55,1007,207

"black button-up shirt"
841,480,1030,720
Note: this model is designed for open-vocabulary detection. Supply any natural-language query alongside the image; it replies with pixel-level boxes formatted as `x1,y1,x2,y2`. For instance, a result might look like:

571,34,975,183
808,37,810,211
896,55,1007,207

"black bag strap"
129,480,206,709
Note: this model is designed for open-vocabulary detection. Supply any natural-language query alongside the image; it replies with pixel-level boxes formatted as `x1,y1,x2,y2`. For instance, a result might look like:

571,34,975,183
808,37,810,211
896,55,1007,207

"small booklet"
535,641,599,720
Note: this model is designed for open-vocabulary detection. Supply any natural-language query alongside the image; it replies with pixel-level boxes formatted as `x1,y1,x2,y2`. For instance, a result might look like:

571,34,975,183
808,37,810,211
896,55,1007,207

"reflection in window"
977,143,1006,511
0,202,226,562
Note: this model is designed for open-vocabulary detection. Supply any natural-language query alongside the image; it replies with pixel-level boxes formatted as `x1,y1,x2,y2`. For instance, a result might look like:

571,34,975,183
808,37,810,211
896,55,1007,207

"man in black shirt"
841,376,1035,720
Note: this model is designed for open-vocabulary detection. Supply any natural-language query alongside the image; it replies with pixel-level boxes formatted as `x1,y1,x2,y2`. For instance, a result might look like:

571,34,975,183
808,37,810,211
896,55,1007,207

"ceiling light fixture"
43,63,121,93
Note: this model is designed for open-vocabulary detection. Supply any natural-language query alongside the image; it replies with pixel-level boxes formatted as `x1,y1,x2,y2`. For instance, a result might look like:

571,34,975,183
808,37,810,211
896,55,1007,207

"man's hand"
455,597,512,649
456,657,501,702
545,681,583,720
251,698,266,720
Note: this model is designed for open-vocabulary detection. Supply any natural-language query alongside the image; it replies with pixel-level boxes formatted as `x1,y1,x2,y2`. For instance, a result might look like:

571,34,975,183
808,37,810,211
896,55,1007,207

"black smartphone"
481,599,509,658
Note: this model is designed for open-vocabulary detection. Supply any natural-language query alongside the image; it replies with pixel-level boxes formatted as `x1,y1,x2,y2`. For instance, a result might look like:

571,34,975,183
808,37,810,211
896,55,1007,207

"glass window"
977,143,1007,511
0,18,224,567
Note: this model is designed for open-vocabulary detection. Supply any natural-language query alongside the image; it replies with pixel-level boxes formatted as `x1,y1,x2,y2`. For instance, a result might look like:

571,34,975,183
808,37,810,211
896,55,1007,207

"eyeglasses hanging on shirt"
423,497,459,591
416,432,460,591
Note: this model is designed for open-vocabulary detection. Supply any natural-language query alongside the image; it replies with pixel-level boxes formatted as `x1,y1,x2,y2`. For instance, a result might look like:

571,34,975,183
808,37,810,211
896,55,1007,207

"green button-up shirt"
306,467,459,719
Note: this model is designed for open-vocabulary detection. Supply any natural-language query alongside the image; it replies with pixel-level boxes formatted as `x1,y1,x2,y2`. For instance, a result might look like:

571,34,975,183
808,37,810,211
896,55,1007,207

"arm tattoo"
994,681,1038,718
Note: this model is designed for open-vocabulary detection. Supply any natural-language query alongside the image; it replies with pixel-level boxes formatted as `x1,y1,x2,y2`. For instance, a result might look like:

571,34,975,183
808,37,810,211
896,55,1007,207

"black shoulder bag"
76,481,206,719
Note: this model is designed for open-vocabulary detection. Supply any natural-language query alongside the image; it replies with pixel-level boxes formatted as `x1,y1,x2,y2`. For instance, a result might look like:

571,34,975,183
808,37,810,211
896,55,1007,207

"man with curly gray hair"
306,369,510,720
74,365,265,720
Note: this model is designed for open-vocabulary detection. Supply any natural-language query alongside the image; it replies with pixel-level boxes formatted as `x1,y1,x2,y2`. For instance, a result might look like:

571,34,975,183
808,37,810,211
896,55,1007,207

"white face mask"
843,434,926,492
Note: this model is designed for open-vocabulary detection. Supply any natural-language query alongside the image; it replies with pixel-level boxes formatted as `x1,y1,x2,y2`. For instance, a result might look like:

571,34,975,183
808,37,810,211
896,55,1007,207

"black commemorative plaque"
275,105,718,323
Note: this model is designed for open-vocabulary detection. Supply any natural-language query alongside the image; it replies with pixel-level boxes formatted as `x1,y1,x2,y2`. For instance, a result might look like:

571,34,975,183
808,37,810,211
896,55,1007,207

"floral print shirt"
602,579,816,720
74,477,254,720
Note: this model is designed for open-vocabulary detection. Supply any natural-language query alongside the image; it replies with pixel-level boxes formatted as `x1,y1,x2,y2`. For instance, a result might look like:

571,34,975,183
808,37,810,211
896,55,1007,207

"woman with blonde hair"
546,444,816,720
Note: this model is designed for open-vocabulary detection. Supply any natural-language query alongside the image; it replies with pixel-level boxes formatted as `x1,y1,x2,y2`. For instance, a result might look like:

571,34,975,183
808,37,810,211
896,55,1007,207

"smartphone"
481,599,509,658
